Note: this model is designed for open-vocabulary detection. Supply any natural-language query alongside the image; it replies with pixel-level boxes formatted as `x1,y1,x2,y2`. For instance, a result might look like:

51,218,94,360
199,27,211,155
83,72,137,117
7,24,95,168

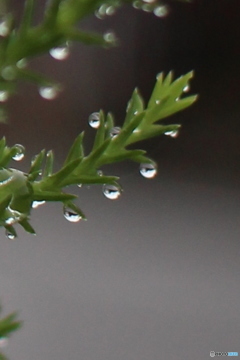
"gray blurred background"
1,1,240,359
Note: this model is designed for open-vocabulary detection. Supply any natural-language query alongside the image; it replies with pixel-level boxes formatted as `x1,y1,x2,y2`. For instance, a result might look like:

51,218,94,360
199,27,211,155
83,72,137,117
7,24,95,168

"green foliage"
0,70,197,238
0,306,22,360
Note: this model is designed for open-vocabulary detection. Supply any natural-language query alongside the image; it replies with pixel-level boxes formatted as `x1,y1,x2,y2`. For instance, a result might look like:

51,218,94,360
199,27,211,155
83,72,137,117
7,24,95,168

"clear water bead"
5,231,16,240
153,5,169,17
183,84,190,92
110,126,121,138
89,112,100,128
102,184,121,200
16,58,28,69
12,144,25,161
0,90,9,102
32,201,46,209
49,44,70,61
164,130,179,138
139,163,157,179
39,85,59,100
63,207,82,223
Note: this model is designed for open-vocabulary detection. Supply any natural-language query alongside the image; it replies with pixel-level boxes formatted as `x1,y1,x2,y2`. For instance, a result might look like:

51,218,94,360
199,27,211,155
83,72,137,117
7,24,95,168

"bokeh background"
1,1,240,359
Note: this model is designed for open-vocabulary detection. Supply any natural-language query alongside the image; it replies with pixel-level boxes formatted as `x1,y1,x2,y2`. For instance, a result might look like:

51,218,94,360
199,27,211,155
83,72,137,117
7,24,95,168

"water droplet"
63,207,82,222
77,183,82,188
32,201,45,209
0,90,9,102
103,31,117,44
102,184,121,200
0,337,9,347
155,99,161,105
139,163,157,179
16,58,28,69
5,231,16,240
183,84,190,92
98,170,103,176
89,112,100,128
106,6,116,15
153,5,169,17
110,126,121,138
39,85,59,100
0,18,10,37
49,44,70,61
164,130,179,138
143,0,156,3
12,144,25,161
142,3,152,12
1,65,17,80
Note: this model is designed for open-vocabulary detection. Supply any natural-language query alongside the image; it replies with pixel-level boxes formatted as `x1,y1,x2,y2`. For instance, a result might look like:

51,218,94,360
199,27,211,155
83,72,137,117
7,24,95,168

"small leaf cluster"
0,71,197,237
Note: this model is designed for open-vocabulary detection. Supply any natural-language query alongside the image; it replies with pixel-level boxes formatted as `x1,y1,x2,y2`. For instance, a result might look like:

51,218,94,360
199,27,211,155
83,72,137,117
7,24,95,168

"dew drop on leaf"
38,85,59,100
63,206,82,222
32,201,46,209
102,184,121,200
0,90,9,102
103,31,117,44
5,231,16,240
110,126,121,138
0,18,10,37
164,130,179,138
153,5,169,17
183,84,190,92
12,144,25,161
49,44,70,61
139,163,157,179
88,112,100,128
16,58,28,69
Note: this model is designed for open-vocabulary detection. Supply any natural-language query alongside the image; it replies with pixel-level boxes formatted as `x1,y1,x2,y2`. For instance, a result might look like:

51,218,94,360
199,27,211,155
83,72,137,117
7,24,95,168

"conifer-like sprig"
0,71,197,238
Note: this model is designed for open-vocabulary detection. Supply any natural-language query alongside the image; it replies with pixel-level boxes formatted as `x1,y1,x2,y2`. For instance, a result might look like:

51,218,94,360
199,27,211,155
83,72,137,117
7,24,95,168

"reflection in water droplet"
153,5,169,17
155,100,161,105
139,163,157,179
164,130,179,138
102,184,121,200
12,144,25,161
0,90,9,102
183,84,190,92
49,44,70,60
32,201,46,209
110,126,121,138
77,184,82,188
39,85,59,100
0,337,9,347
89,112,100,128
63,207,82,222
5,231,16,240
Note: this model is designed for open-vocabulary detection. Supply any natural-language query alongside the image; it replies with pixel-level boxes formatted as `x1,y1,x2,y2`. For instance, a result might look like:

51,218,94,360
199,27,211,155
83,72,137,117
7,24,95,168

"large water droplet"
105,5,116,15
110,126,121,138
0,90,9,102
32,201,46,209
139,163,157,179
38,85,59,100
153,5,169,17
12,144,25,161
0,337,9,347
164,130,179,138
89,112,100,128
49,44,70,60
63,206,82,222
132,0,142,9
5,230,16,240
102,184,121,200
